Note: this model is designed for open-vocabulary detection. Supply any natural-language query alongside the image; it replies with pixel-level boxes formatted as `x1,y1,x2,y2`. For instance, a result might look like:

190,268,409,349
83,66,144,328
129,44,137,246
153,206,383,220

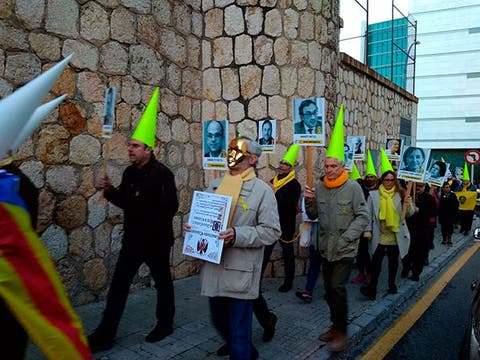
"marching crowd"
3,79,478,359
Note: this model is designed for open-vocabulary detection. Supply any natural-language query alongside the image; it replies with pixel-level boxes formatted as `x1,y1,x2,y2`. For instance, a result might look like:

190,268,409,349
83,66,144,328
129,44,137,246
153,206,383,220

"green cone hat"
463,162,470,181
131,87,159,148
365,150,377,177
349,162,361,180
283,145,300,166
325,104,344,162
380,148,394,175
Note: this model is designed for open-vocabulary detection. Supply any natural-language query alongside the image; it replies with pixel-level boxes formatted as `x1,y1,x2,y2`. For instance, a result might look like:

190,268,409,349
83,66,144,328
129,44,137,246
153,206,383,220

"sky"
340,0,410,61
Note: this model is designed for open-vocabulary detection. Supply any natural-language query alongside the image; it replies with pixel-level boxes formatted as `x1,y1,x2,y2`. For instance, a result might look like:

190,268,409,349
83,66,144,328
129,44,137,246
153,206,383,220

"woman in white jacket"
360,169,414,300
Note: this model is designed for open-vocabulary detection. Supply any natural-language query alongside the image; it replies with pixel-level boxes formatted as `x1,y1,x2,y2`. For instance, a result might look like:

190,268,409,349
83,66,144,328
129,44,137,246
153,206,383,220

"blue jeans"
305,245,321,294
209,297,257,360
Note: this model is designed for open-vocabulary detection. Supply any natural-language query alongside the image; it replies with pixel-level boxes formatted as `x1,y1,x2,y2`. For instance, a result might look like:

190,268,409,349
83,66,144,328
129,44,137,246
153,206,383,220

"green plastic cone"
380,148,394,175
325,104,344,162
283,145,300,166
131,87,159,148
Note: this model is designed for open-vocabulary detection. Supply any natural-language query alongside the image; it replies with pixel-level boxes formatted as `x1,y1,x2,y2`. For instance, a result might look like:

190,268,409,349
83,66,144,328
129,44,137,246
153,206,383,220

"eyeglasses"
207,132,222,139
279,161,291,166
383,178,395,182
300,111,316,117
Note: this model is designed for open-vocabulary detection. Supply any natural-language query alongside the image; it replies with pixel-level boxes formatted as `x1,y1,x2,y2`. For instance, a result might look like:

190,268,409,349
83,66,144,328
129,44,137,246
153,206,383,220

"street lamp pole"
405,32,420,94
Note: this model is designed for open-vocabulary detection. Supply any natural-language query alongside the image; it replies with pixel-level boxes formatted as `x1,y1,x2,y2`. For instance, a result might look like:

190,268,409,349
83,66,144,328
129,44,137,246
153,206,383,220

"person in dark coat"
252,145,301,345
402,183,437,281
88,88,179,352
438,182,459,245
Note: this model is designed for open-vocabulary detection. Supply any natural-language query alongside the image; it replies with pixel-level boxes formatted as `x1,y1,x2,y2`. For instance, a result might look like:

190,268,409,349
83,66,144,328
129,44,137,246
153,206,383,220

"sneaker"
262,313,277,342
350,273,365,284
145,325,173,343
319,327,335,342
328,330,347,352
87,331,114,353
295,290,313,303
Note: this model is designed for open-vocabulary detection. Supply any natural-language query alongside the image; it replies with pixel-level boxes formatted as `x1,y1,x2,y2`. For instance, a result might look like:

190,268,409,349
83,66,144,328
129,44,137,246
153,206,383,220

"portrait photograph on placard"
202,120,228,170
398,145,431,182
347,135,365,160
385,138,401,160
344,139,354,170
292,97,325,146
257,119,276,153
425,159,449,187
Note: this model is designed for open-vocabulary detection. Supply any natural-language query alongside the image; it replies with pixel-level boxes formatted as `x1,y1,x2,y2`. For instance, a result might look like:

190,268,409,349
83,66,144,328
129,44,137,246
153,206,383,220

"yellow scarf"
273,170,295,192
324,170,348,189
215,167,256,226
378,184,400,233
0,156,13,167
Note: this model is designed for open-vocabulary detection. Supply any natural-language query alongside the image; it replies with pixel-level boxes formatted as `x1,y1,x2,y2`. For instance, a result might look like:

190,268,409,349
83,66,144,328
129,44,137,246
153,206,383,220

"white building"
411,0,480,149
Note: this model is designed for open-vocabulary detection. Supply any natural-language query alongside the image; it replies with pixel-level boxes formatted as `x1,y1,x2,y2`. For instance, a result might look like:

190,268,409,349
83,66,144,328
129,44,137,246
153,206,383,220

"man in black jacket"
88,88,179,352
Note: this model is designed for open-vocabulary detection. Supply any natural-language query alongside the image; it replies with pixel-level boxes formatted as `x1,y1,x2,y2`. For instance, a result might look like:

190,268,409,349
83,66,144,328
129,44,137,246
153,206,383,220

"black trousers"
97,244,174,337
0,298,28,359
369,244,399,291
321,257,353,333
403,234,428,278
356,235,372,276
459,210,474,233
263,239,295,287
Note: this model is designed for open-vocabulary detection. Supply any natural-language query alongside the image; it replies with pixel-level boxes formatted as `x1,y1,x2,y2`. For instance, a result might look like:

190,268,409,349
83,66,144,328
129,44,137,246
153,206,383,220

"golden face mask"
227,138,252,168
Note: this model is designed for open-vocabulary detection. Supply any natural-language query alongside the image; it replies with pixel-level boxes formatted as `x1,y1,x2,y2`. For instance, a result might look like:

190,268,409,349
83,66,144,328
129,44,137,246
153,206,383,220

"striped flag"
0,201,91,359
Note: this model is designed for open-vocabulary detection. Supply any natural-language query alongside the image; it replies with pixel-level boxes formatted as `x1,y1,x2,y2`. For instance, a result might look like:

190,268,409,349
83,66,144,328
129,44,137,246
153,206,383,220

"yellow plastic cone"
365,150,377,177
325,104,344,162
283,145,300,166
131,87,159,148
380,148,394,175
463,162,470,181
349,162,361,180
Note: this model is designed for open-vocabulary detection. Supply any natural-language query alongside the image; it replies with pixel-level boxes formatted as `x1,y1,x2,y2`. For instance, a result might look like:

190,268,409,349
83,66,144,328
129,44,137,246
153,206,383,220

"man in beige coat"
187,137,281,360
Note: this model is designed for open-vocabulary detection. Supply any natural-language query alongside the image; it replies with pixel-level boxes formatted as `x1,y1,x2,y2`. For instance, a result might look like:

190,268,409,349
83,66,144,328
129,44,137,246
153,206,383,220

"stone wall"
0,0,417,306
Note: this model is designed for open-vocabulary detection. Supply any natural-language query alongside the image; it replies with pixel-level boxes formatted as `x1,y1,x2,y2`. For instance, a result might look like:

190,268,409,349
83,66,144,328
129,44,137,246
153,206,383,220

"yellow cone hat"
380,148,394,175
349,162,361,180
325,104,344,162
365,150,377,177
283,145,300,166
131,87,159,148
463,162,470,181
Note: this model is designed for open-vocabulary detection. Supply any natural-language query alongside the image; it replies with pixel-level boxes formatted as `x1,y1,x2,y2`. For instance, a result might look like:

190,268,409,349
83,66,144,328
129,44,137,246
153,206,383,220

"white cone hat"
0,54,73,157
11,94,68,151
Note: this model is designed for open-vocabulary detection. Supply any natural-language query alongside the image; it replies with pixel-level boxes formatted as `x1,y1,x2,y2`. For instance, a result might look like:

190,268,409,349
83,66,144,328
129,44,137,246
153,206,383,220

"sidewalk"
27,223,478,359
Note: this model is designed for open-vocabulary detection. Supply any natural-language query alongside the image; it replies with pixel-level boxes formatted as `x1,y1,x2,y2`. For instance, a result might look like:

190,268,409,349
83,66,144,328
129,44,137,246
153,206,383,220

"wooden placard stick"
402,181,413,219
306,146,313,188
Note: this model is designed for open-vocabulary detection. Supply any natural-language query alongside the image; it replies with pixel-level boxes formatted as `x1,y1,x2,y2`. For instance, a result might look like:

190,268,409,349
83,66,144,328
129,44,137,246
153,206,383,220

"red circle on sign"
465,150,480,165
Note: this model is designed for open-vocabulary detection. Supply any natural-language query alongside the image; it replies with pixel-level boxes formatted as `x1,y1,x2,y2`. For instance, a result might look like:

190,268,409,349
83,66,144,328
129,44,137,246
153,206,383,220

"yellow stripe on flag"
0,203,90,359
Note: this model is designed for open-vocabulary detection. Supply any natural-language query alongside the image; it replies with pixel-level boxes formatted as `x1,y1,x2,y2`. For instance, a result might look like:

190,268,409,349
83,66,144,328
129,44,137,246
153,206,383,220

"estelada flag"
0,200,91,359
455,191,477,211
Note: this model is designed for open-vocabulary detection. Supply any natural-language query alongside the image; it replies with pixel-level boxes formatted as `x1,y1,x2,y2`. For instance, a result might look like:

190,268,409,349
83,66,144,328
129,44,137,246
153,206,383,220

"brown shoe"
328,330,347,352
318,327,334,342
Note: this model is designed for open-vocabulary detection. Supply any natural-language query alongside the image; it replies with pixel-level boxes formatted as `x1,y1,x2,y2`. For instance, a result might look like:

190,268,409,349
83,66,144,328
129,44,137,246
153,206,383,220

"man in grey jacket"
304,106,369,352
187,137,281,360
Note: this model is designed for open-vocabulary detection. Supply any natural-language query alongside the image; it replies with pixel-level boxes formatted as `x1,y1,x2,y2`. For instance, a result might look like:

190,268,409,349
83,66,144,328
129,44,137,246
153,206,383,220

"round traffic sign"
465,149,480,165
